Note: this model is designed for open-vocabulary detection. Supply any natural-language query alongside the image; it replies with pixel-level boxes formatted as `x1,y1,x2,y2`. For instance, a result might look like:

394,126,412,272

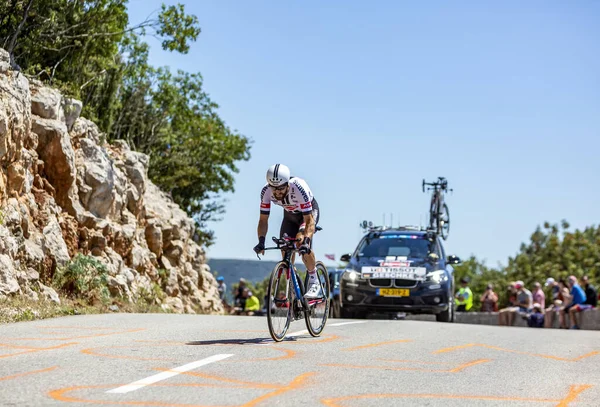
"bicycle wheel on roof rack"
429,195,438,231
439,203,450,240
267,261,293,342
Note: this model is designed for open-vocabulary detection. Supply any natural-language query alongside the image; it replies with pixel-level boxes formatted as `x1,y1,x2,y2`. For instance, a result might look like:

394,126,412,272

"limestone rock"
31,86,63,120
38,282,60,304
0,254,19,295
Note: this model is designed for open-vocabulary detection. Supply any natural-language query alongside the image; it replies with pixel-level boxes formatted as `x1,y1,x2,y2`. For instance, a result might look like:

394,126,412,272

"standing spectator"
480,284,498,312
455,277,473,312
582,276,598,308
532,282,546,309
562,275,587,329
217,276,227,301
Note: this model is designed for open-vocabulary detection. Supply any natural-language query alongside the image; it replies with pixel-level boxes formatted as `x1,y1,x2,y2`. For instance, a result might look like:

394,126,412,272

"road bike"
257,226,330,342
422,177,452,240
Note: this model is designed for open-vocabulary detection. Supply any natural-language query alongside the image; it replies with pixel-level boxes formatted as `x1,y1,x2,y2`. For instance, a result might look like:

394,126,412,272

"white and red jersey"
260,177,314,215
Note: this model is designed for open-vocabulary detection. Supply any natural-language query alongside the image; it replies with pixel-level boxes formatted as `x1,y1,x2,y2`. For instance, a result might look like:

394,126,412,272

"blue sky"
127,1,599,269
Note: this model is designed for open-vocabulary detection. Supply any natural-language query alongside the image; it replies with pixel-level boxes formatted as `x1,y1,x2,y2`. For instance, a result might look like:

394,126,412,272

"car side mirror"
340,253,351,262
447,255,461,265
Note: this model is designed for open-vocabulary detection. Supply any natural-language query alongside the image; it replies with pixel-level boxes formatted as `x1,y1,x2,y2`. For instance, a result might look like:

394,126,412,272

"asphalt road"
0,313,599,407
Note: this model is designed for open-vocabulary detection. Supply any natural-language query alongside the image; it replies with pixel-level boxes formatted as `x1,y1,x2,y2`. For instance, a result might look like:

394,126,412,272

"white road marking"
328,321,367,327
106,354,233,394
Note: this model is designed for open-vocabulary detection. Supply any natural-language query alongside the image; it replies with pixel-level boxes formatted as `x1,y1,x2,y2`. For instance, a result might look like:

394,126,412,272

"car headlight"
426,270,447,283
342,270,358,281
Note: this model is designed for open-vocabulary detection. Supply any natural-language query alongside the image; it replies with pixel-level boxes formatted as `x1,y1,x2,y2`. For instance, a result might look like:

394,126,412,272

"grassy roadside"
0,296,167,324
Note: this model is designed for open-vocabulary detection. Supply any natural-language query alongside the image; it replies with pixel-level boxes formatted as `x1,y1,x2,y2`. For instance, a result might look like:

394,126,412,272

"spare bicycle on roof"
422,176,452,240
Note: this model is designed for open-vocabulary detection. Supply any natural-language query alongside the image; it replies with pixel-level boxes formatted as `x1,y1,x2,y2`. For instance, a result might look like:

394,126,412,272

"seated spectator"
242,289,261,316
231,287,261,316
532,282,546,309
562,275,587,329
526,303,545,328
544,278,570,328
498,281,532,326
480,284,498,312
582,276,598,308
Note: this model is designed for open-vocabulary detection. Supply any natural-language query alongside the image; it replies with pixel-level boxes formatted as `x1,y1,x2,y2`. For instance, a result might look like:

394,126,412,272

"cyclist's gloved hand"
298,237,311,255
253,236,266,254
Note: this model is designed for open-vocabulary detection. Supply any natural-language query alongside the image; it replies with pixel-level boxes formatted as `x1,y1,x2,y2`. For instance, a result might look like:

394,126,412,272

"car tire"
331,298,341,318
436,298,454,323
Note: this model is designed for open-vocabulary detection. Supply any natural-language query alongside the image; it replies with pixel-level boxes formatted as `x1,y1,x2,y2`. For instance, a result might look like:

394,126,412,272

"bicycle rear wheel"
267,261,293,342
303,261,330,337
440,203,450,240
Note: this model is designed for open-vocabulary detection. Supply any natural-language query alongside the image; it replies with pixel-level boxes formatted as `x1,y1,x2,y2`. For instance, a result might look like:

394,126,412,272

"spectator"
234,278,247,309
544,279,570,328
532,282,546,309
480,284,498,312
242,288,261,316
217,276,227,301
498,281,532,326
562,275,587,329
582,276,598,308
526,303,545,328
455,277,473,312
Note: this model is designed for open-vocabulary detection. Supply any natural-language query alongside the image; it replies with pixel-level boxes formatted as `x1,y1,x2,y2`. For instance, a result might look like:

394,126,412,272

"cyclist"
252,163,322,299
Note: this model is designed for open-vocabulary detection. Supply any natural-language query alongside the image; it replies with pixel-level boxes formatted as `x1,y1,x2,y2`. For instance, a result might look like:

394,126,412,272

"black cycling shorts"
280,198,320,247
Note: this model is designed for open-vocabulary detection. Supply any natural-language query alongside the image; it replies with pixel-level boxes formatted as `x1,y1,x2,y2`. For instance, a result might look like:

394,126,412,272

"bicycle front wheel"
267,261,292,342
303,261,330,337
440,203,450,240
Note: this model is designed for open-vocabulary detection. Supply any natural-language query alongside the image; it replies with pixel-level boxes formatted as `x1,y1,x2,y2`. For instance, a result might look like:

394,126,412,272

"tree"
454,221,600,310
1,1,252,248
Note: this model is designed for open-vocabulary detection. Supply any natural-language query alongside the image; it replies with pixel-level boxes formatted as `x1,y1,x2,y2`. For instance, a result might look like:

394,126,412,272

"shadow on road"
186,337,301,346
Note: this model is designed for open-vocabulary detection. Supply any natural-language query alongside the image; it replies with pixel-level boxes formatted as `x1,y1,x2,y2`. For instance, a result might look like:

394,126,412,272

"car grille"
368,279,392,287
394,279,418,288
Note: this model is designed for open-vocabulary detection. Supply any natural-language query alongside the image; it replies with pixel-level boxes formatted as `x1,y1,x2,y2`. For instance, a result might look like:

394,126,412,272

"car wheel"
436,298,454,323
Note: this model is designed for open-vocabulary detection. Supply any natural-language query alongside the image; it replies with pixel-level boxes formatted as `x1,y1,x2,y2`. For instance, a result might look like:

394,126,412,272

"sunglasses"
270,184,288,192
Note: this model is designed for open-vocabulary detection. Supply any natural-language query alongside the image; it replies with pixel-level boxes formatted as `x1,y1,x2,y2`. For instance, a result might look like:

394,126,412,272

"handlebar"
256,235,301,259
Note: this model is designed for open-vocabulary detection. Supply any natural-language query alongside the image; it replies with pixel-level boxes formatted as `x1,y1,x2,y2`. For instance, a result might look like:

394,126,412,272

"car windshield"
356,235,436,259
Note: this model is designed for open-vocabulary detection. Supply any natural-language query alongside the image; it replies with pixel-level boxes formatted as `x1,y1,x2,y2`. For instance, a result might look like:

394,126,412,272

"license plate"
377,288,410,297
361,266,426,280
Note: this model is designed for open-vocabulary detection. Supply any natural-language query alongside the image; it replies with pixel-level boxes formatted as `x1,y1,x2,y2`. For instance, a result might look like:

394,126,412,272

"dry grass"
0,296,168,324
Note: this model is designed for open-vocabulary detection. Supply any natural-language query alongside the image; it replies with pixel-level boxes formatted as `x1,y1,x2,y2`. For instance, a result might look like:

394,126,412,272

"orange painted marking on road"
341,339,412,351
81,347,175,362
7,328,146,341
288,334,340,344
433,343,599,362
0,342,77,359
379,359,452,365
48,372,315,406
322,393,560,407
241,372,314,407
434,343,477,353
447,359,491,373
154,370,278,389
556,384,593,407
237,347,296,362
320,358,491,373
0,366,58,382
38,326,115,330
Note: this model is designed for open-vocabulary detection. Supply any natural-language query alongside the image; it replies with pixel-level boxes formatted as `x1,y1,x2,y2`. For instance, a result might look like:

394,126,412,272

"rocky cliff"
0,47,223,314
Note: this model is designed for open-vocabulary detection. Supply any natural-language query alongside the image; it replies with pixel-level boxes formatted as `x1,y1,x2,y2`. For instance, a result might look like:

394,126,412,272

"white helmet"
266,164,290,187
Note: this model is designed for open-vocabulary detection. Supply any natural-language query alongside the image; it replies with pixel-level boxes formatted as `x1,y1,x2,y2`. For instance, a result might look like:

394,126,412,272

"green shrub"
52,254,110,305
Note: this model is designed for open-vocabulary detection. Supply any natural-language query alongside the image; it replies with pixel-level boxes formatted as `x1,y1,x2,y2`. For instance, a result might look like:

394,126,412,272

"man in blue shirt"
560,275,587,329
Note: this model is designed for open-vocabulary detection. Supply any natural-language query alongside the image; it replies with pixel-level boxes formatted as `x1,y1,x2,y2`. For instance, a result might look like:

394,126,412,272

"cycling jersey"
260,177,315,215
